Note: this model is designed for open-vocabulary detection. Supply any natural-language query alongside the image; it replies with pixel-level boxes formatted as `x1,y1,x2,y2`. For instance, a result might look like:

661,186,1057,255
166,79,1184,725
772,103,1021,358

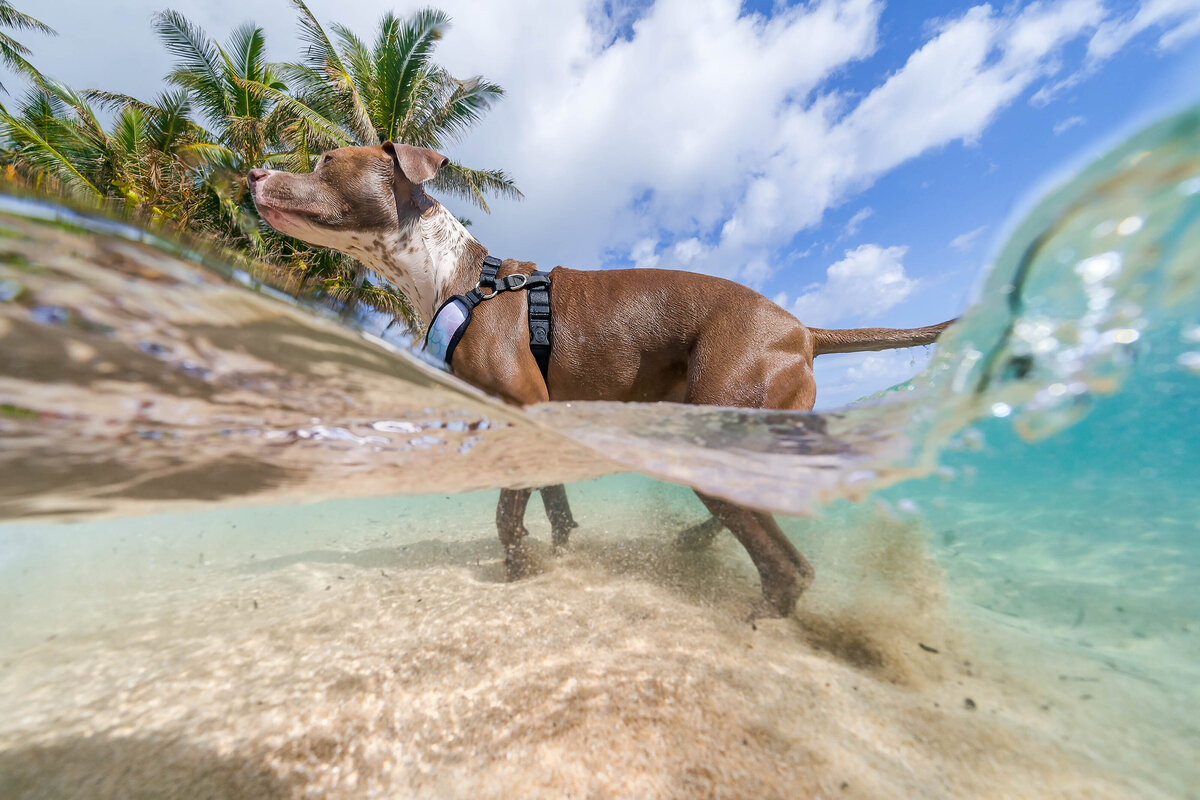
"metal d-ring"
477,273,527,299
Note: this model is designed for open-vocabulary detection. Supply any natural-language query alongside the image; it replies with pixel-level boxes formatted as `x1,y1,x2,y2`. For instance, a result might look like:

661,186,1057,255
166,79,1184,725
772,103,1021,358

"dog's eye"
321,154,333,166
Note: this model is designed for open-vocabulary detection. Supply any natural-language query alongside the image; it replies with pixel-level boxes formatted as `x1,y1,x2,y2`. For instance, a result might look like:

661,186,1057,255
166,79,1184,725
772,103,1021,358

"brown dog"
249,142,952,616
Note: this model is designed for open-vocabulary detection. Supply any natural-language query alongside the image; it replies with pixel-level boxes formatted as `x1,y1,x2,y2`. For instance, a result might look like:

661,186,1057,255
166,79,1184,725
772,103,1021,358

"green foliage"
0,1,55,96
0,3,519,329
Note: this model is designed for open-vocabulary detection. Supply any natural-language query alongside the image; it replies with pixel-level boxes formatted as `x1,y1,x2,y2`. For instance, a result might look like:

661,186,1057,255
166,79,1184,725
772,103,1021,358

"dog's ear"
382,141,450,185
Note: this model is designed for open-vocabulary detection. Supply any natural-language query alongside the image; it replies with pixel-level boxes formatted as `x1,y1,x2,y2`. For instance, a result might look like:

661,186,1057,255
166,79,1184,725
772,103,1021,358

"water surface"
1,105,1198,798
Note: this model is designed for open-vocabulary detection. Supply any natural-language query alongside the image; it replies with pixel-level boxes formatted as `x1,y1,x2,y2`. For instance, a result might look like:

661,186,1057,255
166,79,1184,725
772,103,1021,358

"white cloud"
1088,0,1200,61
788,244,915,327
1053,114,1087,134
672,237,707,266
436,0,884,274
630,237,659,269
949,225,987,251
664,0,1109,284
843,207,874,238
1034,0,1200,105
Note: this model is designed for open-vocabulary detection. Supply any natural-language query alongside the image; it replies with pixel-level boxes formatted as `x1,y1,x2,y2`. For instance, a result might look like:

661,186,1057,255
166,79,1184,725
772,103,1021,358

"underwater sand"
1,482,1193,800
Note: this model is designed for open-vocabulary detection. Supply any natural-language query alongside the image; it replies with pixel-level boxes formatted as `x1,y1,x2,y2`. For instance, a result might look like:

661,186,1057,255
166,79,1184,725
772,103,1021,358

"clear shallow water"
0,107,1198,798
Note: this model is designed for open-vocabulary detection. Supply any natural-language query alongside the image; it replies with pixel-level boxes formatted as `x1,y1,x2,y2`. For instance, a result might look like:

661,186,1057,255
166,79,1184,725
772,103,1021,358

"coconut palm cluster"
0,1,520,325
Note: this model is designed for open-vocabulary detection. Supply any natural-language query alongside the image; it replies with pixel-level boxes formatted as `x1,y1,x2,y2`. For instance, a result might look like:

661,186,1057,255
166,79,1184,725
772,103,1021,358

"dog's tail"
809,319,956,356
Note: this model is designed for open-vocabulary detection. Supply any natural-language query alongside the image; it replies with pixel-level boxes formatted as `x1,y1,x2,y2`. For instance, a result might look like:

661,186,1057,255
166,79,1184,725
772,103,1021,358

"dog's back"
545,267,817,407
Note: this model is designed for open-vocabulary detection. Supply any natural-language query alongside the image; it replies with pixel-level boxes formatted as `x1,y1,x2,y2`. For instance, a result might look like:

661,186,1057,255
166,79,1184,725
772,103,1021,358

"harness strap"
422,256,553,382
478,254,502,288
528,270,552,380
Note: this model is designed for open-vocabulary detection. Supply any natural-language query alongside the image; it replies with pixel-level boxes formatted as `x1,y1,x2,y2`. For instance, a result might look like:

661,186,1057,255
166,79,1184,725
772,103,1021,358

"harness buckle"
477,273,529,297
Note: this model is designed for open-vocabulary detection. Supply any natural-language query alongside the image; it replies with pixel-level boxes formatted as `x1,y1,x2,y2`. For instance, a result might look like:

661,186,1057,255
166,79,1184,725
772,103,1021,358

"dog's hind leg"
539,484,578,553
675,516,724,551
497,488,536,580
695,492,814,617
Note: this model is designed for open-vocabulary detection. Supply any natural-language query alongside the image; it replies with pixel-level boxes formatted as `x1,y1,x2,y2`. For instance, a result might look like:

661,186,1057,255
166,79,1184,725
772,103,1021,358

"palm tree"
254,1,521,212
0,77,205,218
82,88,215,222
155,10,428,317
0,1,55,96
151,10,289,241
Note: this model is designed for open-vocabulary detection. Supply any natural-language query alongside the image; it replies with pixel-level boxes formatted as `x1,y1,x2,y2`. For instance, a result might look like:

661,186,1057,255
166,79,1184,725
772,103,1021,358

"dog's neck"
350,201,485,325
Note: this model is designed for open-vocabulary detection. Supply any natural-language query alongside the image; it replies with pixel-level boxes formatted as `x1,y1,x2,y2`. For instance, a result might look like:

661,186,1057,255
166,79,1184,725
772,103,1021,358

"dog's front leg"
497,488,536,580
539,484,578,553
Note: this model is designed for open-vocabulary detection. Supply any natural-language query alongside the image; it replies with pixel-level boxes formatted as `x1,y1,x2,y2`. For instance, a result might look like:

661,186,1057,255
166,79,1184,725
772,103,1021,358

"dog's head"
248,142,449,251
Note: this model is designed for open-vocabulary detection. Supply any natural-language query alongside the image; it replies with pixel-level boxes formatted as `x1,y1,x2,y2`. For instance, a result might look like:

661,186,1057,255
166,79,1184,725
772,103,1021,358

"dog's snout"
248,168,269,184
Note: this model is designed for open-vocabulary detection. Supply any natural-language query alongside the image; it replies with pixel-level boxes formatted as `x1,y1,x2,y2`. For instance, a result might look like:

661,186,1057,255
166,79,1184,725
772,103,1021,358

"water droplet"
990,402,1012,418
1178,351,1200,374
1111,328,1140,344
1116,216,1143,236
1074,252,1121,283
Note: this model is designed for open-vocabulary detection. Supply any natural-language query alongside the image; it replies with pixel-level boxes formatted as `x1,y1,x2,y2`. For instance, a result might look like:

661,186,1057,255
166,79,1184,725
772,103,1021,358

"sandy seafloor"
1,475,1197,799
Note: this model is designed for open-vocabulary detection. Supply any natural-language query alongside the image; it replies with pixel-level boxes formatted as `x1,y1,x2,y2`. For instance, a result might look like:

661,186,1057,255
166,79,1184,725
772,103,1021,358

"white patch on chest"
326,205,475,324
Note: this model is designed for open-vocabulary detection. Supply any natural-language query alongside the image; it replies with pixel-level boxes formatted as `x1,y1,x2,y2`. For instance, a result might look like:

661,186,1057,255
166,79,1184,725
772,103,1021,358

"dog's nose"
248,168,269,184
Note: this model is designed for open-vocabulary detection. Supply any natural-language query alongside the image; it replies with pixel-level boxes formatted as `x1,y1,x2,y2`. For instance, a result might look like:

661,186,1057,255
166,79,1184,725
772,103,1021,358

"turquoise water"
0,106,1198,798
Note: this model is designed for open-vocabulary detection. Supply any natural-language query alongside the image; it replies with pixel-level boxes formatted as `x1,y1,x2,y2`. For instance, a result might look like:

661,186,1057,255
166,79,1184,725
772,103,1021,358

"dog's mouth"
252,184,320,231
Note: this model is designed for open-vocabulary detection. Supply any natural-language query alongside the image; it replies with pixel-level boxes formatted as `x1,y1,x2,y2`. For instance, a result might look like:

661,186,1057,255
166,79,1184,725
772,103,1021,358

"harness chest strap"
422,255,553,380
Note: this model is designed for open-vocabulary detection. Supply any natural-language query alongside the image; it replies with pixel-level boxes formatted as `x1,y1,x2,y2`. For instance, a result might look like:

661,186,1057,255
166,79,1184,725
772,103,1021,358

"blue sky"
8,0,1200,407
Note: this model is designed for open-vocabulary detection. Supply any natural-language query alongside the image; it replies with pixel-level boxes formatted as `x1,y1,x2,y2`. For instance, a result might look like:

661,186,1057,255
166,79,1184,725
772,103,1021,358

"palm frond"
176,141,238,169
80,89,157,114
0,31,39,89
406,71,503,147
0,2,56,35
0,110,103,196
242,74,353,151
375,8,450,142
154,10,229,124
331,22,375,128
112,106,146,156
287,2,376,145
223,23,270,119
147,89,203,152
32,76,109,160
430,162,522,213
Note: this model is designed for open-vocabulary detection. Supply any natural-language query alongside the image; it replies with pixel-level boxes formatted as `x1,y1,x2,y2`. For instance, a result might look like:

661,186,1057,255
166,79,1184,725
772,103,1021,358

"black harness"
422,255,553,380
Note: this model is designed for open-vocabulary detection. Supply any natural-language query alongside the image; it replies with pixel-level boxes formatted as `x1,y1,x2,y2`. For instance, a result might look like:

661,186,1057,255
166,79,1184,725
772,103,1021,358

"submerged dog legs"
496,486,577,579
539,484,578,552
695,493,814,617
497,488,535,580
